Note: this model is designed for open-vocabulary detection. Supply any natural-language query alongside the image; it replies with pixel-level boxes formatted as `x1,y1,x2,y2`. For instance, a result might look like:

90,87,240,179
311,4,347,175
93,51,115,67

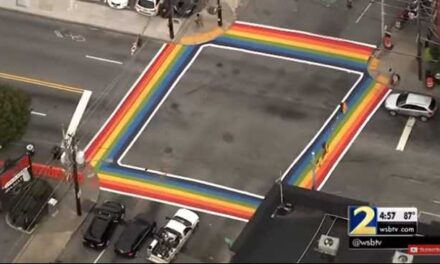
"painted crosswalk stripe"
396,117,416,151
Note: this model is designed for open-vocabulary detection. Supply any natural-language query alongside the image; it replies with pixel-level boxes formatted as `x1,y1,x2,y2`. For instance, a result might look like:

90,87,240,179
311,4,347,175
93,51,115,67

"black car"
114,213,156,257
160,0,199,18
83,201,125,249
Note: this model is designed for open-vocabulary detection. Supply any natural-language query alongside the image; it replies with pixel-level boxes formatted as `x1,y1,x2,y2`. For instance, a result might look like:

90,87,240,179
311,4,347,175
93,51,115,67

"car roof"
85,215,112,242
115,221,152,251
405,93,432,107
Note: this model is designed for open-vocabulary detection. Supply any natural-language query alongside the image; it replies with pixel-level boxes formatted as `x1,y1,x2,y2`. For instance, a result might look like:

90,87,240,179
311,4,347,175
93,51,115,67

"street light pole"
217,0,223,27
167,0,174,39
381,0,385,39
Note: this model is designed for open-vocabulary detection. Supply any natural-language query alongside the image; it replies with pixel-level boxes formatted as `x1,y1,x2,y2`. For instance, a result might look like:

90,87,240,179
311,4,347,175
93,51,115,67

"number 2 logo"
349,206,377,235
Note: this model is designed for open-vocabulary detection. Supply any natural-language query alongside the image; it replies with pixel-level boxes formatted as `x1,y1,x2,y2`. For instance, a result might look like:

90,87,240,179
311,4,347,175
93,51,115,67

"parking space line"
0,72,84,94
433,200,440,205
356,1,374,23
30,111,47,117
86,55,123,65
396,117,416,151
93,249,106,264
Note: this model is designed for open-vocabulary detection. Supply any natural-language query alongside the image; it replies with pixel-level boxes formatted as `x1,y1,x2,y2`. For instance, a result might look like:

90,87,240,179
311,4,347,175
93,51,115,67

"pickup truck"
146,208,199,263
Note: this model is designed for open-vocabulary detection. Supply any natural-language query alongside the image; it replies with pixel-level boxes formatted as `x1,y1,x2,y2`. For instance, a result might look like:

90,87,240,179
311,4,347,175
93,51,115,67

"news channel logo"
348,206,377,236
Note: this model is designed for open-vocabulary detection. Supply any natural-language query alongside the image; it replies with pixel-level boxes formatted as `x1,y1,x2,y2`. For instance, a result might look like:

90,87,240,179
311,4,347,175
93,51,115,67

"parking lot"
121,46,359,196
57,191,245,263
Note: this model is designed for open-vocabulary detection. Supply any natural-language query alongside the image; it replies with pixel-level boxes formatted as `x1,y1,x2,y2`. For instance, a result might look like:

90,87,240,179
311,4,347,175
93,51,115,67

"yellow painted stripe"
227,30,370,61
0,72,83,94
99,173,256,214
298,84,383,188
93,45,183,163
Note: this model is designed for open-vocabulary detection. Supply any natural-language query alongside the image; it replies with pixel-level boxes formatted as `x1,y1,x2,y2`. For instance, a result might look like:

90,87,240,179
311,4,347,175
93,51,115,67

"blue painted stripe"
285,76,375,185
214,37,368,72
101,162,262,206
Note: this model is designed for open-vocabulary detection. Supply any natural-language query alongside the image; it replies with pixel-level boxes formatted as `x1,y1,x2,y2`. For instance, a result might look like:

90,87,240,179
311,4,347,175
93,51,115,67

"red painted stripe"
101,179,253,220
232,23,374,55
314,87,388,184
85,45,175,160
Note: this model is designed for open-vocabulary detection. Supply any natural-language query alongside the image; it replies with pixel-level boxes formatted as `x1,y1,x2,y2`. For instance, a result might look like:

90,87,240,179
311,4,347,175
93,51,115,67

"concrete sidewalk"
369,20,440,99
12,163,100,263
0,0,240,44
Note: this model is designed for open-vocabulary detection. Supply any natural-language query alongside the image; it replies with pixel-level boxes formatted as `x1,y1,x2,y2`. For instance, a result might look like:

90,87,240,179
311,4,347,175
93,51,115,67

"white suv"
107,0,129,9
135,0,162,16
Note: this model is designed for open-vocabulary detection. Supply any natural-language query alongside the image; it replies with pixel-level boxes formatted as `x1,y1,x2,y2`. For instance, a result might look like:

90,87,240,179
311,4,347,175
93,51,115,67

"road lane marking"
31,111,47,117
356,1,374,23
86,55,123,65
396,117,416,151
433,200,440,205
0,72,83,94
420,210,440,219
93,249,106,264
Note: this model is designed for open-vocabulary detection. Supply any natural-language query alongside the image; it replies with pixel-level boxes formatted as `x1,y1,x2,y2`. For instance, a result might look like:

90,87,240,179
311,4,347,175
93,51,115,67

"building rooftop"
231,184,440,263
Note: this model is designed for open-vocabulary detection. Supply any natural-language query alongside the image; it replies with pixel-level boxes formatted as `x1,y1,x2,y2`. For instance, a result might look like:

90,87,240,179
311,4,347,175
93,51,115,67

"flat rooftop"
231,185,440,263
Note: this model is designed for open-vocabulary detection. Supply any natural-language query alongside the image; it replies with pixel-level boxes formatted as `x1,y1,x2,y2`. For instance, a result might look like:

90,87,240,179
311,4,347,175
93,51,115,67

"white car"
135,0,162,16
384,92,437,121
147,209,199,263
107,0,129,9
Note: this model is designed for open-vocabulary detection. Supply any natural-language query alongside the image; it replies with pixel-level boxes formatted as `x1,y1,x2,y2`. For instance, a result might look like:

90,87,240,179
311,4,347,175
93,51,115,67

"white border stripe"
84,44,167,153
116,43,364,195
100,187,250,222
318,88,391,190
235,21,377,48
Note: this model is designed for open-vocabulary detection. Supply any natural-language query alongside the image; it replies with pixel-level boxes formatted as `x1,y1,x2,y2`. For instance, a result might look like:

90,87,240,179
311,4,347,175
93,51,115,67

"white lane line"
85,55,123,65
93,249,106,264
433,200,440,205
396,117,416,151
30,111,47,117
356,1,374,23
420,210,440,219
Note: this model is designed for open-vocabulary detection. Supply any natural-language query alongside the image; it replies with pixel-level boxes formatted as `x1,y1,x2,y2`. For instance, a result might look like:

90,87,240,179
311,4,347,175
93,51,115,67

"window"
397,94,408,106
401,104,426,111
429,99,437,110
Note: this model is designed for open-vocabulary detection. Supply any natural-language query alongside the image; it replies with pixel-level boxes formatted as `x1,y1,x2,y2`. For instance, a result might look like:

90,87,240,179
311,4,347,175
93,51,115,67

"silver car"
384,92,437,121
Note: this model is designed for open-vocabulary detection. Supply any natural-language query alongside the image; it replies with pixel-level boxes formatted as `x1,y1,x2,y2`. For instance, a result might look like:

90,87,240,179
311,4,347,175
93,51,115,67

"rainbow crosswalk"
85,22,389,221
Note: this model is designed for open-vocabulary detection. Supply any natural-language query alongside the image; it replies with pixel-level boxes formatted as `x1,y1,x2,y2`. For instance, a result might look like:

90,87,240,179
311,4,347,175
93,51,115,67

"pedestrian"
346,0,353,9
389,68,401,86
195,13,204,27
340,101,348,114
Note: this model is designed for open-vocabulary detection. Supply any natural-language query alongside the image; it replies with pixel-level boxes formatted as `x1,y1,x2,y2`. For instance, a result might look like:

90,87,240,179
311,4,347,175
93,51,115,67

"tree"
0,84,31,148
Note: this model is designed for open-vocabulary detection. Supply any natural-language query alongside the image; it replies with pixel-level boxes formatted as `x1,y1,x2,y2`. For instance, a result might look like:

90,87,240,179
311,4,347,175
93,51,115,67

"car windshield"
174,216,192,227
429,98,437,110
396,93,408,107
138,0,155,8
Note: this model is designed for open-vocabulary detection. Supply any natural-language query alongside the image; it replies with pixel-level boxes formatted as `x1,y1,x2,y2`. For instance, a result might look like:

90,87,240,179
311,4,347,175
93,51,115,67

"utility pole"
61,135,84,216
381,0,385,39
167,0,174,39
217,0,223,27
417,0,423,80
71,136,82,216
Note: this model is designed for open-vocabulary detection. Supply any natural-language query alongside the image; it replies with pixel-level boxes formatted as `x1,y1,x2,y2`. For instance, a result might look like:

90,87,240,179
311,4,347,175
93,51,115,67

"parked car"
115,213,156,257
384,92,437,121
83,201,125,249
107,0,129,9
159,0,198,18
146,208,199,263
135,0,162,16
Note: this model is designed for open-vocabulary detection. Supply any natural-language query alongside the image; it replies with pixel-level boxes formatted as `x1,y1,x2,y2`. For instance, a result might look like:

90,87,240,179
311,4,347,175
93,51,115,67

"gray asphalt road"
57,192,244,263
122,46,358,195
0,9,164,162
238,0,404,45
322,106,440,224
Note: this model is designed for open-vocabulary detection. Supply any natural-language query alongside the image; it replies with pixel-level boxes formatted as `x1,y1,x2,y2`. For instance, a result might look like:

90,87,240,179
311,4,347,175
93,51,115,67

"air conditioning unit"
317,235,340,256
392,251,413,263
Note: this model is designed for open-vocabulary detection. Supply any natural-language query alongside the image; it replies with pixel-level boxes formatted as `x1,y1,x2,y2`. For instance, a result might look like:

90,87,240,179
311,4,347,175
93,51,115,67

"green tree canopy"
0,84,31,148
